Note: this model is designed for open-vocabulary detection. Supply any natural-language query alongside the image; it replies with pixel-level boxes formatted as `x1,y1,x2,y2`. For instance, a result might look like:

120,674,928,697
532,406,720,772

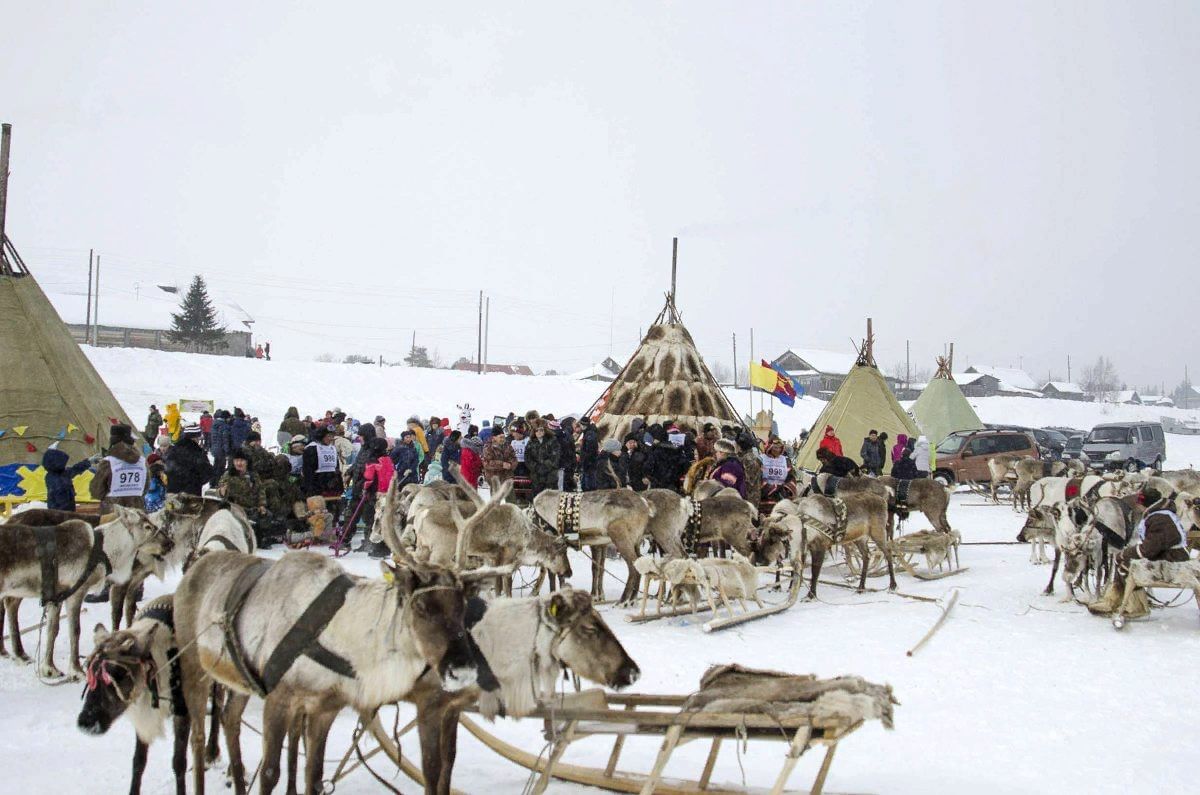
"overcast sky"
3,2,1197,391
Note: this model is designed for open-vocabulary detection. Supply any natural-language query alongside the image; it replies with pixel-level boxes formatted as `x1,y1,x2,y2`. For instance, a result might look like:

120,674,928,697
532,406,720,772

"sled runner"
459,666,895,795
844,530,966,582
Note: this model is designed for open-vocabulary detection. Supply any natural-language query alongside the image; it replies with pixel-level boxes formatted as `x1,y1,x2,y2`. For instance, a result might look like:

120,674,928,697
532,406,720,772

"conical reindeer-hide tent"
911,355,984,448
0,123,137,467
794,323,919,473
586,297,741,441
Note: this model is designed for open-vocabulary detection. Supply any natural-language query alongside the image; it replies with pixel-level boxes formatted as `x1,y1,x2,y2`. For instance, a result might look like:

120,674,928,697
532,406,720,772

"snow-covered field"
3,346,1199,794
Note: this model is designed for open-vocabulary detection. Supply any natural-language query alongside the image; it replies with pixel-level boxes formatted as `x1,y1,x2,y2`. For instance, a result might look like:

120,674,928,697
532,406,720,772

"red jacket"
199,414,214,433
460,446,483,488
364,459,393,495
818,427,843,458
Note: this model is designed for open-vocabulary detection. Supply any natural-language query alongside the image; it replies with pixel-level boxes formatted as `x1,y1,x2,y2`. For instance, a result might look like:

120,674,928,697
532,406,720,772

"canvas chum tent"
0,123,138,478
911,356,985,449
794,325,919,473
586,295,742,441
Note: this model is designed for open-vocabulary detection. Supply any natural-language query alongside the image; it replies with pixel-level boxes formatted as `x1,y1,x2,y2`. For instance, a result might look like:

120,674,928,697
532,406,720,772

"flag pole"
748,328,755,421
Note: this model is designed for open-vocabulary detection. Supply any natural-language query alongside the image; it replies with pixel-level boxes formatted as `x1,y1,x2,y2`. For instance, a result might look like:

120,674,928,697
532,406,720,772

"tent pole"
749,328,755,419
670,237,678,310
85,249,94,344
0,123,10,258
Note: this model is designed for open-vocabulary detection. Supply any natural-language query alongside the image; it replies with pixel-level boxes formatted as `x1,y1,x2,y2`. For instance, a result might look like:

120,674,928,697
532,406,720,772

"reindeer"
756,493,894,599
407,588,639,795
109,495,251,632
78,595,190,795
0,506,169,679
1010,458,1069,511
1022,503,1099,599
183,506,257,569
986,454,1022,503
641,488,760,561
877,476,954,533
530,488,656,605
0,508,102,663
173,549,485,794
1071,495,1144,592
412,475,572,595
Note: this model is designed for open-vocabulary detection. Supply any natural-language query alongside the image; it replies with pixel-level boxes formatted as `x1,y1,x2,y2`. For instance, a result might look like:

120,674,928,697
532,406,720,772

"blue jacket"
391,444,420,486
230,417,251,449
210,417,232,457
42,448,92,511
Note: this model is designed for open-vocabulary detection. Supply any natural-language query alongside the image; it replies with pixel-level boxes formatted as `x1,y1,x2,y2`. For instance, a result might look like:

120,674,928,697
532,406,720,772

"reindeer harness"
683,497,704,557
221,560,358,698
35,527,111,607
807,498,850,544
82,599,186,716
555,492,582,535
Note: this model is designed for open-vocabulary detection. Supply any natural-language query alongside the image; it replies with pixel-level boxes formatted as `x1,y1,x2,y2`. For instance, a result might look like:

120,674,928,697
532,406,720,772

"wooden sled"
626,563,803,632
460,688,864,795
845,531,966,583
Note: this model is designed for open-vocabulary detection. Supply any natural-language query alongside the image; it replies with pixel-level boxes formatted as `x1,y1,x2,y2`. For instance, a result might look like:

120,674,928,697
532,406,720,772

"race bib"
315,443,338,473
761,454,788,486
107,456,147,497
511,437,529,463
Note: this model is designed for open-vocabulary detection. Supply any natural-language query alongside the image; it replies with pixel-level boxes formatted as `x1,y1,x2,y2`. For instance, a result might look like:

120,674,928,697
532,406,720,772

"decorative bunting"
13,426,28,436
0,429,6,438
84,433,96,444
56,428,68,439
108,417,119,425
67,423,79,433
25,442,37,453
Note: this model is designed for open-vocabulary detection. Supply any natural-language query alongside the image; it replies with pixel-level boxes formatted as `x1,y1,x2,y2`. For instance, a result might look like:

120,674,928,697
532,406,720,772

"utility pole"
749,328,755,418
670,237,678,307
905,339,910,388
732,333,738,388
85,249,94,344
483,297,490,374
1067,355,1071,383
477,290,483,375
93,255,100,342
410,330,416,365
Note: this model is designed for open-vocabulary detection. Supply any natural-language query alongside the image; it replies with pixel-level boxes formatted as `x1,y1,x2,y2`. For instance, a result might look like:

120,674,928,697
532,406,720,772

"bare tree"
1080,356,1121,401
709,360,733,385
314,352,336,363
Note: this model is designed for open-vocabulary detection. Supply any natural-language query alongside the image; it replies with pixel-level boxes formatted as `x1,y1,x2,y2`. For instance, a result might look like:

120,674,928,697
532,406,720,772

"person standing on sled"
1088,485,1190,619
860,430,883,476
708,438,746,498
760,437,797,502
818,425,843,457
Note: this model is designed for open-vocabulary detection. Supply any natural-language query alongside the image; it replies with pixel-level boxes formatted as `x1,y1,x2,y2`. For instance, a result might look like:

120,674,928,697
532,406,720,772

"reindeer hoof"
39,665,64,679
1112,615,1126,630
803,593,817,602
1042,588,1054,597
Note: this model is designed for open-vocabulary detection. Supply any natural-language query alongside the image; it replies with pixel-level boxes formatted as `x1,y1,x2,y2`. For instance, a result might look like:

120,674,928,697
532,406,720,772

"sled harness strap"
556,492,581,535
684,498,703,557
137,600,188,716
223,561,357,698
822,476,840,497
36,526,111,606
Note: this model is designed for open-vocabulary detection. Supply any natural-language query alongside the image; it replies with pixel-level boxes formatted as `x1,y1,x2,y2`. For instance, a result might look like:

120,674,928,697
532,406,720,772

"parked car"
1082,422,1166,471
1062,433,1085,460
933,429,1039,485
1034,428,1068,460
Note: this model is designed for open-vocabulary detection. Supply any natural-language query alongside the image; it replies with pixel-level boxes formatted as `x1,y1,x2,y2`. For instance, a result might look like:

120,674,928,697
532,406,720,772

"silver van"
1082,422,1166,471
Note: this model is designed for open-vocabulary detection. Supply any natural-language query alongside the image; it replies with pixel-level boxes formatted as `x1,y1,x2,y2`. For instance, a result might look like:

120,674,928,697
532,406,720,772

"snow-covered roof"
1042,381,1084,394
1141,395,1174,406
966,365,1037,391
952,372,990,385
1113,390,1140,403
778,348,857,376
46,287,254,332
780,369,820,379
567,363,617,381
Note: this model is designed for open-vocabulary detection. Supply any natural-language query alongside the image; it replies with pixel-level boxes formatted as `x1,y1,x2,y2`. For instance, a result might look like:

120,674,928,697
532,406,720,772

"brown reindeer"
173,549,484,794
756,493,894,598
0,507,169,679
407,588,640,794
0,509,102,662
877,476,954,533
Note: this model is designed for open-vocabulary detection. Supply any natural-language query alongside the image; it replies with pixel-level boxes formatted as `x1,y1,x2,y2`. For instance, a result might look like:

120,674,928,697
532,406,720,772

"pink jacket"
364,459,394,495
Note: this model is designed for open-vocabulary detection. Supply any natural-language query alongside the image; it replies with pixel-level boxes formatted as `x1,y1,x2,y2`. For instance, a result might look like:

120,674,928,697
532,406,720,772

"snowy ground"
2,347,1198,793
4,492,1200,794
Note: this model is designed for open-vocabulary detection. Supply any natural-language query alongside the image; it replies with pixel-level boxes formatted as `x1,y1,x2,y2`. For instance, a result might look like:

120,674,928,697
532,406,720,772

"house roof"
451,362,534,376
952,372,991,386
46,287,254,332
776,348,858,376
566,362,618,381
1114,390,1140,403
1042,381,1084,394
966,365,1037,391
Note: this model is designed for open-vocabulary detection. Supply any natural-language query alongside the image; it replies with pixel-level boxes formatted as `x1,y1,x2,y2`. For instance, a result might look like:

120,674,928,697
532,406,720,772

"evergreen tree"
405,345,432,368
167,275,228,351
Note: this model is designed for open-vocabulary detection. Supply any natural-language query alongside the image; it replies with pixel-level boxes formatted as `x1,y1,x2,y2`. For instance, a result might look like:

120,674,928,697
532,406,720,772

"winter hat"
868,429,878,436
155,436,171,449
482,420,491,428
232,448,250,461
370,437,388,456
246,431,262,444
401,429,415,439
290,434,308,445
578,415,592,426
109,424,134,446
714,439,736,456
602,438,621,454
623,432,642,445
375,415,386,424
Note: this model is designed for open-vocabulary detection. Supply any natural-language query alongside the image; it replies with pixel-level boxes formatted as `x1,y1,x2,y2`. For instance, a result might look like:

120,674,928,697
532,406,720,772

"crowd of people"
812,425,933,480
